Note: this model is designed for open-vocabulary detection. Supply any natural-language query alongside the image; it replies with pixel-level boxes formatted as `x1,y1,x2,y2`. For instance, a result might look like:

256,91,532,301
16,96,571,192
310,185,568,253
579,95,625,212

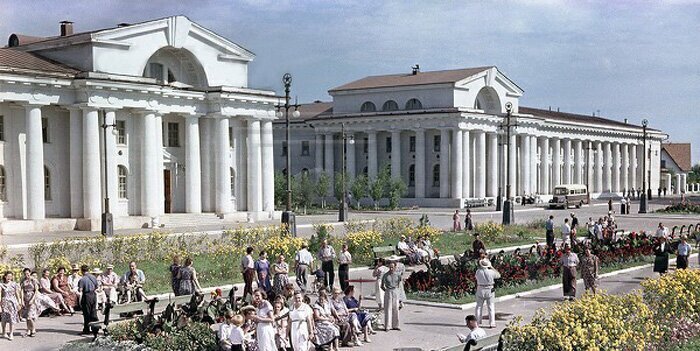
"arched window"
408,164,415,186
44,166,51,200
0,166,6,201
405,98,423,110
230,168,236,197
432,164,440,187
118,165,128,199
360,101,376,112
382,100,399,112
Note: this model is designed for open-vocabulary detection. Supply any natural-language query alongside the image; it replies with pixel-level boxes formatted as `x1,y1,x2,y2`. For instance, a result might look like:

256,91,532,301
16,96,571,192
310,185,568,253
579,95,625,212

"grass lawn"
407,255,656,305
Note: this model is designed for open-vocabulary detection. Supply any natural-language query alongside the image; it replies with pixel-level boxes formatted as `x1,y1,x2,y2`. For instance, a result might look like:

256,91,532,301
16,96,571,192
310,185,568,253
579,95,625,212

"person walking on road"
677,236,692,270
465,209,474,231
294,243,313,293
77,265,98,335
318,239,337,290
475,258,501,328
653,236,672,275
381,260,402,331
453,210,462,232
545,215,555,248
241,247,255,302
570,213,579,241
561,218,572,246
579,246,600,294
560,244,579,300
372,259,389,310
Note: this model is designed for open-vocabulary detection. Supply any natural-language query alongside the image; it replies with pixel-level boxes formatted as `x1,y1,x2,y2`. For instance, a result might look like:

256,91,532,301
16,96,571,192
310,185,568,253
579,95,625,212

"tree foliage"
315,172,331,209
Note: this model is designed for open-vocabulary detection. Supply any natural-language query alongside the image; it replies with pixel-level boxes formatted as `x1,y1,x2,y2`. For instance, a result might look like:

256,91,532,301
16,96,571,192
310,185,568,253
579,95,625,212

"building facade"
0,16,277,233
660,143,695,194
273,66,667,207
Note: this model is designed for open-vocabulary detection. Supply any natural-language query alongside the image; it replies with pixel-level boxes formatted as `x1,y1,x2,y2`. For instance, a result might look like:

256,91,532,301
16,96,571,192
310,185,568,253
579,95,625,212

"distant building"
274,66,667,208
661,143,693,193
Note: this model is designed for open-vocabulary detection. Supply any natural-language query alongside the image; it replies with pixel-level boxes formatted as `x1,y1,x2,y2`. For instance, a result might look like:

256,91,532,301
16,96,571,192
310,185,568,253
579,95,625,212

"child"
218,311,234,351
273,300,290,350
229,314,246,351
311,263,326,292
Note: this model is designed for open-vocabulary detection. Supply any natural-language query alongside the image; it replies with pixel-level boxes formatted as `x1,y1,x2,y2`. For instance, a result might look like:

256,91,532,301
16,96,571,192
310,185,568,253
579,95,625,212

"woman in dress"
464,209,474,231
579,246,600,294
177,257,202,295
287,291,315,351
21,268,44,337
273,300,291,350
343,285,373,343
372,259,389,310
1,271,22,340
51,267,78,310
255,251,272,294
241,306,259,351
169,255,181,296
39,269,71,314
272,254,290,299
452,210,462,232
312,290,340,351
560,244,579,300
653,236,672,275
252,289,277,351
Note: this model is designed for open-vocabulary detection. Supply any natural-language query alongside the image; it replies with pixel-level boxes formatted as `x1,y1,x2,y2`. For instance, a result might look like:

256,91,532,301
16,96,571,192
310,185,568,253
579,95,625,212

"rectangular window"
363,138,368,154
0,116,4,141
229,127,234,147
42,117,49,143
409,136,416,152
282,141,288,156
660,160,666,169
44,168,51,201
433,135,440,152
167,122,180,147
386,137,392,153
301,141,310,156
118,169,127,199
116,120,126,144
149,62,164,81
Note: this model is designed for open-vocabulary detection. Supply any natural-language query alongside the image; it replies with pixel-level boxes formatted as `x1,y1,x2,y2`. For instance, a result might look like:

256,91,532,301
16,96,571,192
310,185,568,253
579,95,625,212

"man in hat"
77,265,99,334
101,264,120,305
91,267,108,311
474,258,501,328
67,264,82,303
381,259,402,331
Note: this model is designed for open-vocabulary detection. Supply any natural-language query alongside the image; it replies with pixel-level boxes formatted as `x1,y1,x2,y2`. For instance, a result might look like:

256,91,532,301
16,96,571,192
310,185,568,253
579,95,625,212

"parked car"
549,184,589,209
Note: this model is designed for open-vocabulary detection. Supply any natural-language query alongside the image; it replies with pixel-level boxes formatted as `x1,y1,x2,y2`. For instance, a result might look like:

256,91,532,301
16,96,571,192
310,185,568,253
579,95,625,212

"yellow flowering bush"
642,269,700,323
0,264,23,280
263,235,307,260
407,225,442,243
46,256,72,272
504,292,660,351
475,221,504,242
345,230,383,262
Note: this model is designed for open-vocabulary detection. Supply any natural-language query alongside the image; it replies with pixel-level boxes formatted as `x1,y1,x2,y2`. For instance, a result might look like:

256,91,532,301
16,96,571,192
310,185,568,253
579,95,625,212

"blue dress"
255,259,271,292
343,295,370,327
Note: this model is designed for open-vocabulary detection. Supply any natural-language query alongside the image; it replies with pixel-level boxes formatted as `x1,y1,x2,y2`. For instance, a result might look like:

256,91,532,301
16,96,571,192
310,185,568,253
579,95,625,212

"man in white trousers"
474,258,501,328
381,260,402,331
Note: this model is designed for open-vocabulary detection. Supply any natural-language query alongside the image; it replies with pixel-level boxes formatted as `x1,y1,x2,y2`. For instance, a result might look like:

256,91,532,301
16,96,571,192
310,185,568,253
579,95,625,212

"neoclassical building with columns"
273,66,667,208
0,16,277,234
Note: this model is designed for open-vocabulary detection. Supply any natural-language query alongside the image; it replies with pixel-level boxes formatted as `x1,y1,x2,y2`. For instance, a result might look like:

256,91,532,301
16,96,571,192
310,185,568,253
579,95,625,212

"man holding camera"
474,258,501,329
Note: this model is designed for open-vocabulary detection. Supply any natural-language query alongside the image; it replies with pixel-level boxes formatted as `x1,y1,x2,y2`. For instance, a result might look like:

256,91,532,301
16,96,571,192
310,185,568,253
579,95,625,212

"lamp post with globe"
276,73,301,235
639,118,649,214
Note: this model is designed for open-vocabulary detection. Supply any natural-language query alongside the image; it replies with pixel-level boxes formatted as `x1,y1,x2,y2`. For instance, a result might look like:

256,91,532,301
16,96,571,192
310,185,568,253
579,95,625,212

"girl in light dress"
0,271,22,340
372,259,389,310
20,268,59,337
287,291,315,351
273,300,291,350
252,289,277,351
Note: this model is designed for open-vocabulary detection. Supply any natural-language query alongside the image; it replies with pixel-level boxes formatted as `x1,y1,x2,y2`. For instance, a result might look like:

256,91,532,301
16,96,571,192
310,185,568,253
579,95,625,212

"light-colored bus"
548,184,589,209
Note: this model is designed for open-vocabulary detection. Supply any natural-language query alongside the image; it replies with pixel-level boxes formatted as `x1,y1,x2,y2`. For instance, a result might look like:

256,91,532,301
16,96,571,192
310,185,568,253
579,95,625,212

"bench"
372,245,396,260
439,332,503,351
464,199,487,208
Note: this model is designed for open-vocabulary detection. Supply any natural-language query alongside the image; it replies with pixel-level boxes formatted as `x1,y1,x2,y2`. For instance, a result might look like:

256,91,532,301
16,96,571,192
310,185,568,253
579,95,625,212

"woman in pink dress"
52,267,78,310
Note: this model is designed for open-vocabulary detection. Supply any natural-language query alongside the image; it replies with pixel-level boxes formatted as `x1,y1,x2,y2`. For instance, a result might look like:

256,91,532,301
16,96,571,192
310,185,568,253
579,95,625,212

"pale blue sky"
2,0,699,162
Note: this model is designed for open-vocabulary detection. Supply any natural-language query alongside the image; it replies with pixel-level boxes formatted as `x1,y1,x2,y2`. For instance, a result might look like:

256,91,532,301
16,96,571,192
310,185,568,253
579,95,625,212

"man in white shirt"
474,259,501,328
67,264,81,303
655,222,668,239
295,243,314,293
337,244,352,291
457,315,487,344
561,218,572,246
317,239,336,290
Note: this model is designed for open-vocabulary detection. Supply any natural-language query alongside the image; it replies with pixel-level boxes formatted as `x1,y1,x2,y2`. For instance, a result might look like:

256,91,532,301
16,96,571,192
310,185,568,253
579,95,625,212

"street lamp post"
276,73,301,235
501,102,516,225
639,119,649,213
101,114,118,237
496,134,503,212
338,123,354,222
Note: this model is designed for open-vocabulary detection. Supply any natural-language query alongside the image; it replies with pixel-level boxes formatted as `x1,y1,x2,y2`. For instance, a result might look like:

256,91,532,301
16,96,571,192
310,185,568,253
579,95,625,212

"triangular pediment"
455,66,523,97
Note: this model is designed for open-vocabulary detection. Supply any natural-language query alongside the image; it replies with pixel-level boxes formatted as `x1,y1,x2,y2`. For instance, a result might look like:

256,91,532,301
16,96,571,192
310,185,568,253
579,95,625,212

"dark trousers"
546,230,554,247
296,264,309,292
338,263,349,291
81,291,97,333
322,260,335,289
243,269,255,300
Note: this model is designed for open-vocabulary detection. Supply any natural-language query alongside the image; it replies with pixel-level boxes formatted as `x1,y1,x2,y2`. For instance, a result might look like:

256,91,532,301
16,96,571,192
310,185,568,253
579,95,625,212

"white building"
660,143,695,194
0,16,278,234
273,66,667,208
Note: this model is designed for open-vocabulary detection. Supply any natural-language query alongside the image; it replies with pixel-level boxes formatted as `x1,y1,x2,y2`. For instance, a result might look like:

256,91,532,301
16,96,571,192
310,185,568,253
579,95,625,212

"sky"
2,0,699,163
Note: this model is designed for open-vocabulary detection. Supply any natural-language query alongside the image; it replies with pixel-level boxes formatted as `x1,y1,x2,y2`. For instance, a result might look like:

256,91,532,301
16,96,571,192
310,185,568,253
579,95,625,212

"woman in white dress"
372,259,389,310
252,289,277,351
287,291,315,351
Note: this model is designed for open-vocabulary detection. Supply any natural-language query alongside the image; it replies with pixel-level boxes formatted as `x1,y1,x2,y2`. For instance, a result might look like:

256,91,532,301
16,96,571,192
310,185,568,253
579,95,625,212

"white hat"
91,268,102,275
479,259,492,268
386,255,402,262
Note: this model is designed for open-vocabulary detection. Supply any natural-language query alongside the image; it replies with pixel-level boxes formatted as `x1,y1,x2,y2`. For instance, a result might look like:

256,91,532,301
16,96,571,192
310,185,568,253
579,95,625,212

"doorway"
164,169,172,213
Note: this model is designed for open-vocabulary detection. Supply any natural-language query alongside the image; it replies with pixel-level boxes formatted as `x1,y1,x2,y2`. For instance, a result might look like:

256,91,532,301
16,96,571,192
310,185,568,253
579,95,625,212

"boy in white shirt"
218,311,234,351
229,314,246,351
457,314,487,344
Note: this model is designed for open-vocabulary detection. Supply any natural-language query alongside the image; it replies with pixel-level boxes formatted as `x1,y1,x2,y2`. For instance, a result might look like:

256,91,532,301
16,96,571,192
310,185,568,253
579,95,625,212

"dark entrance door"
164,169,172,213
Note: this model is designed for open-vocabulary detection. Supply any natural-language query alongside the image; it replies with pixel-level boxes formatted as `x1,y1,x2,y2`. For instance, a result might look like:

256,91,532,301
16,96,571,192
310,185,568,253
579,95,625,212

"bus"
548,184,589,209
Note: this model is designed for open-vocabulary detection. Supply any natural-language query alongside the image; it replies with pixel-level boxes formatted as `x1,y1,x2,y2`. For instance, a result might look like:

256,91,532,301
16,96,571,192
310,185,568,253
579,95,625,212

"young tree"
315,172,331,209
295,172,315,214
334,172,346,202
350,174,369,209
368,166,390,210
388,177,407,210
273,171,286,209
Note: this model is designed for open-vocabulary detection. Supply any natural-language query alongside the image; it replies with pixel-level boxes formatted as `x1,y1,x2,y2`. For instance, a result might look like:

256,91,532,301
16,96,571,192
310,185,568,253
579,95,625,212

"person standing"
372,259,389,310
560,244,579,300
294,243,313,293
570,213,579,241
471,233,486,259
653,237,672,275
465,209,474,231
579,246,600,294
381,261,402,331
1,271,21,340
251,289,277,351
241,247,255,301
255,250,272,294
177,257,202,295
453,210,462,232
169,255,181,296
77,265,98,335
655,223,669,239
271,254,290,298
317,239,336,290
561,218,572,246
21,267,49,337
474,259,501,328
338,244,352,291
288,291,315,351
677,236,692,270
545,215,555,248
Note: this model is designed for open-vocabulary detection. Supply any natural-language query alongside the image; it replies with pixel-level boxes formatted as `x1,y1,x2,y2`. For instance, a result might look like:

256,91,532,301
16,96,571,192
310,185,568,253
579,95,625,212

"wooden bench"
372,245,396,260
439,332,502,351
464,199,487,208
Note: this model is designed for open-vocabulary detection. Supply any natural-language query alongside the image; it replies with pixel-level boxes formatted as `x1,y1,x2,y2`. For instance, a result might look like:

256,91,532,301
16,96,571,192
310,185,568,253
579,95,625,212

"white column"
630,144,638,191
612,142,621,192
539,137,550,195
415,130,426,198
82,107,101,221
68,107,83,218
346,132,356,179
200,118,213,212
530,135,538,194
247,119,262,212
552,138,561,187
603,142,612,192
487,132,498,197
563,138,572,184
665,173,672,194
451,129,463,199
682,174,688,193
324,133,335,184
391,130,401,179
520,135,530,195
573,140,583,184
462,130,471,198
475,131,487,198
676,174,682,194
104,109,118,213
25,105,45,220
233,119,247,210
315,134,324,178
214,117,231,214
186,116,202,214
508,133,517,197
367,132,377,179
595,141,603,193
140,112,159,217
621,143,629,193
261,120,275,213
439,129,450,198
154,113,164,214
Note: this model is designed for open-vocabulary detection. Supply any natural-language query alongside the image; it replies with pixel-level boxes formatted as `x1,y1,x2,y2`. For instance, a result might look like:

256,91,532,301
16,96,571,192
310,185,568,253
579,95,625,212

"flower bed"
657,201,700,214
405,231,656,299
